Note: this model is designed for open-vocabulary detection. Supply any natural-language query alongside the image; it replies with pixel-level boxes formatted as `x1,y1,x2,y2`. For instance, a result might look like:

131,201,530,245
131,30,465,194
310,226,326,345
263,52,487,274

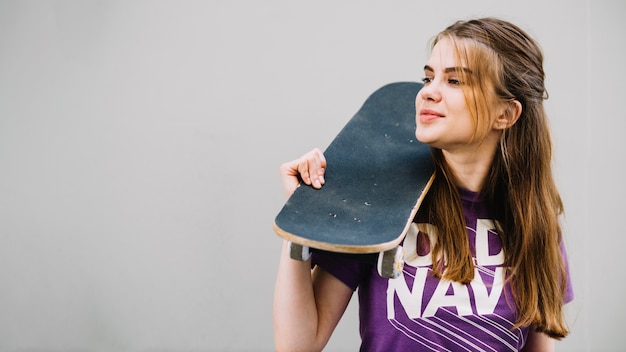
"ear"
494,100,522,130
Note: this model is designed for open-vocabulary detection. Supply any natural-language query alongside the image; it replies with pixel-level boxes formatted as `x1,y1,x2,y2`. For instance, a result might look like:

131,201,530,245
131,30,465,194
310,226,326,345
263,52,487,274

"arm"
521,328,555,352
273,241,353,351
273,149,353,352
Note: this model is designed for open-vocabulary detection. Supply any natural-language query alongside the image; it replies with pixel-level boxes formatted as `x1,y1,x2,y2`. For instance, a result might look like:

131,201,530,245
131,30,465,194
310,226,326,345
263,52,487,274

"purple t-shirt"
312,188,574,352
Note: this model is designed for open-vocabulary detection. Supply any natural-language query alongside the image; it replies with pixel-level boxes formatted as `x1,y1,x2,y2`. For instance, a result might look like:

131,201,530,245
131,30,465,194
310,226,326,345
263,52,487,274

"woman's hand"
279,148,327,198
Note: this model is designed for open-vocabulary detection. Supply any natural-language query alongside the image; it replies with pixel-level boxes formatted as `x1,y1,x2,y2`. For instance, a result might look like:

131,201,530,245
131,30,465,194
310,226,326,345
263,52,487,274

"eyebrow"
423,65,474,75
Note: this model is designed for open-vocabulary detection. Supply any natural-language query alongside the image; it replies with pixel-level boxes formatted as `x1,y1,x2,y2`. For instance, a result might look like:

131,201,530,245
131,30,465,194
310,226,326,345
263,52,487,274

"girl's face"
415,37,497,152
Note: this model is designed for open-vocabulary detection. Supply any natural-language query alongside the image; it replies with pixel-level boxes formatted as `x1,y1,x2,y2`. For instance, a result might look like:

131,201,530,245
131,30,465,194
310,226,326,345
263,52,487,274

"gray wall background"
0,1,624,351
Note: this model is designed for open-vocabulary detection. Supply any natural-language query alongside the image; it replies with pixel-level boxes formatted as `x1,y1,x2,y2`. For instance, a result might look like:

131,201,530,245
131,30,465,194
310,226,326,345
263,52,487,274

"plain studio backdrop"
0,1,624,351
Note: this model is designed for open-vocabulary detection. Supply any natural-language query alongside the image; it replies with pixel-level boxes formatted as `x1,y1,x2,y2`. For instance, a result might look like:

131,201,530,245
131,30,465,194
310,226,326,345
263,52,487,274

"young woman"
274,18,573,352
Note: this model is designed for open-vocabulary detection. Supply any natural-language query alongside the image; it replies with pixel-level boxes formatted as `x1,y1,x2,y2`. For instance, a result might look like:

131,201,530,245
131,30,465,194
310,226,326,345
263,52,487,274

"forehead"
425,37,465,71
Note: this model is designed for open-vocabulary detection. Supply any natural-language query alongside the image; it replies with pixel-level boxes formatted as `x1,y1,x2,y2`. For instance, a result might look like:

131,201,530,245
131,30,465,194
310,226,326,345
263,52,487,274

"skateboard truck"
287,241,405,279
377,246,405,279
288,241,312,261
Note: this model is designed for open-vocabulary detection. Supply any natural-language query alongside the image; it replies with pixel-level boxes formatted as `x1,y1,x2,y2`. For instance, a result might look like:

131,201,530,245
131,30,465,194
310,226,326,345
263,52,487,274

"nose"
418,81,442,103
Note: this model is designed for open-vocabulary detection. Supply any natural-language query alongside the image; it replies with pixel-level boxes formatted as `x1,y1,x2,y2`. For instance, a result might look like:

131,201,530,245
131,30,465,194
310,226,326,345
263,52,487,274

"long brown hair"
422,18,569,339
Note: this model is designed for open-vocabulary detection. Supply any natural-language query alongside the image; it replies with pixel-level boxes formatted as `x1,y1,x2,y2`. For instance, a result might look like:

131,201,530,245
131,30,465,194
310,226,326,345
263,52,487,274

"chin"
414,131,434,146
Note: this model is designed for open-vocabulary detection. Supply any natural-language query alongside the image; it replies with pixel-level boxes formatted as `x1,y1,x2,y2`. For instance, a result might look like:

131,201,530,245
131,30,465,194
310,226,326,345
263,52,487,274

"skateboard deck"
273,82,434,277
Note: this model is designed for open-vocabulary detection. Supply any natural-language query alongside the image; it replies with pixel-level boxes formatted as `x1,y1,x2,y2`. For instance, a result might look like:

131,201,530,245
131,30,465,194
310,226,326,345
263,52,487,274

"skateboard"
273,82,434,278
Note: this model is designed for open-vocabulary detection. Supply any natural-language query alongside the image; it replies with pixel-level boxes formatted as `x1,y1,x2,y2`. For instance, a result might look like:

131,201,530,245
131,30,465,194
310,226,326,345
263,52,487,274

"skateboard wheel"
377,246,404,279
288,241,311,261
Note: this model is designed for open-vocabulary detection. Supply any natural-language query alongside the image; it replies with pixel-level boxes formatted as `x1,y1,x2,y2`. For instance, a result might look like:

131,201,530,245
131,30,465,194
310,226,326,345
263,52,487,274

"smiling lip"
419,109,444,123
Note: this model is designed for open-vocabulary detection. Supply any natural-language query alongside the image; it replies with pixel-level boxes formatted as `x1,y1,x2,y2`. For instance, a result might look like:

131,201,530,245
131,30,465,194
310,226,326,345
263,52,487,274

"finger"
297,157,311,185
308,149,326,189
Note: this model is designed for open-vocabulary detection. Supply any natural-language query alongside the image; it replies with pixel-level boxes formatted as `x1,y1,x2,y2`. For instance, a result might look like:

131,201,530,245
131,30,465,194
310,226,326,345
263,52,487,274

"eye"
448,78,462,86
421,77,433,84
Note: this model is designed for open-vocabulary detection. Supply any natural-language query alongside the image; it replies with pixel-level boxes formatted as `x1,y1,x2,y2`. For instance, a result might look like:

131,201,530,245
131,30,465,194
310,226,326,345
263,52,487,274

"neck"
441,135,499,192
